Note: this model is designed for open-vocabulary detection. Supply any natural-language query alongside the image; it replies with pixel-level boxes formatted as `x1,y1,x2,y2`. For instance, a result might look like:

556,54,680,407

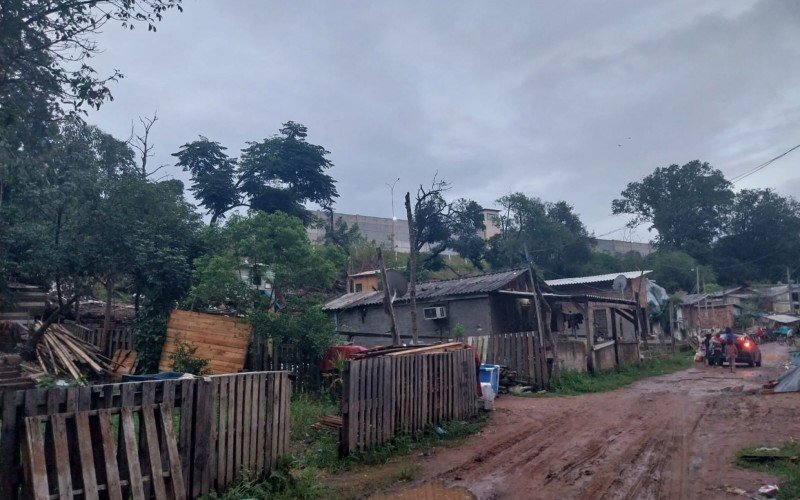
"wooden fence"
62,321,134,358
0,371,290,499
468,332,541,383
339,348,478,455
248,338,322,393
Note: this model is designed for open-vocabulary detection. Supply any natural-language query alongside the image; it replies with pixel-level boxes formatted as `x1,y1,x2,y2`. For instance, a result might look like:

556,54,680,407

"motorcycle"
708,340,725,366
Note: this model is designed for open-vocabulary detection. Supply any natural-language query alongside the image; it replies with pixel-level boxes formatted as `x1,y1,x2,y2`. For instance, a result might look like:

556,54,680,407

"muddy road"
377,343,800,499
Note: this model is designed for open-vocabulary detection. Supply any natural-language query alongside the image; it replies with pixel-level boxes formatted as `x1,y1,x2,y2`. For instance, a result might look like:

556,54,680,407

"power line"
729,143,800,184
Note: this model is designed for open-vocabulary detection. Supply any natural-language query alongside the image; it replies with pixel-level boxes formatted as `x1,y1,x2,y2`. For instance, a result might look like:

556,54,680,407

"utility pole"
404,193,419,344
386,178,400,262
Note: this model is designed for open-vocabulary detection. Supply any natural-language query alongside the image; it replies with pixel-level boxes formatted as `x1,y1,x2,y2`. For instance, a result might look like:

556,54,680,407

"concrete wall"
595,342,617,372
334,296,492,347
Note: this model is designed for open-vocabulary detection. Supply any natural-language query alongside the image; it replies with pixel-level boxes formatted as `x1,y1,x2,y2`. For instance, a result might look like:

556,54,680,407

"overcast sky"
86,0,800,242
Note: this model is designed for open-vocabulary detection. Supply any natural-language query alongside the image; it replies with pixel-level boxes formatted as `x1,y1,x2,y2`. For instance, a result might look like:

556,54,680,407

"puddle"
371,482,475,499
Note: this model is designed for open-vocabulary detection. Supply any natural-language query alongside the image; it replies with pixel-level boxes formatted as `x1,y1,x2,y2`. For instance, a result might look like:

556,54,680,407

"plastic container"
480,382,495,410
479,364,500,396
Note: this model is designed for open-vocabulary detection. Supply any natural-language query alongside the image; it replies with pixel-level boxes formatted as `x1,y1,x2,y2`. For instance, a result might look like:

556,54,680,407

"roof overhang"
498,290,638,307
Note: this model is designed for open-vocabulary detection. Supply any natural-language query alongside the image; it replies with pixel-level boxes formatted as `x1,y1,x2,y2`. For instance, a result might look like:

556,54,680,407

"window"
792,292,799,302
355,283,363,292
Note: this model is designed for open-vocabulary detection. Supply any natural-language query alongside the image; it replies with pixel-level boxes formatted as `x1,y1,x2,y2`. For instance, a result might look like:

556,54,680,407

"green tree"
713,189,800,284
486,193,593,278
612,160,733,256
410,178,486,270
644,250,714,293
175,122,338,224
173,137,239,225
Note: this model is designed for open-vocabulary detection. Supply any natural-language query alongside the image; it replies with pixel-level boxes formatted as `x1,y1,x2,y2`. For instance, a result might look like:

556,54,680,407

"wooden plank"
139,406,168,499
217,376,228,488
179,378,195,488
139,383,155,499
120,408,145,500
226,376,236,483
241,374,252,469
22,416,50,500
270,373,280,466
413,355,420,433
344,362,356,456
208,377,220,489
158,404,186,500
281,372,291,456
74,411,99,499
249,373,260,468
382,356,391,444
235,374,245,471
366,358,374,447
97,412,123,500
255,374,266,475
0,390,21,498
264,374,274,471
192,380,212,497
50,413,73,500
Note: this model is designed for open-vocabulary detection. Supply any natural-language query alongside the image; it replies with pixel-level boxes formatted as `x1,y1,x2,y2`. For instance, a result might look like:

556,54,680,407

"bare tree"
129,112,169,178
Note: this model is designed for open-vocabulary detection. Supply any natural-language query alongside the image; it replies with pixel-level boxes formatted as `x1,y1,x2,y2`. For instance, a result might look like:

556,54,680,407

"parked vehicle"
723,333,762,367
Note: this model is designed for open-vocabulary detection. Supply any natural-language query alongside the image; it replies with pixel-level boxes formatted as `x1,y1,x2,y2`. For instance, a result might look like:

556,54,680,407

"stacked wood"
354,342,468,359
311,414,343,431
33,322,114,382
498,366,524,394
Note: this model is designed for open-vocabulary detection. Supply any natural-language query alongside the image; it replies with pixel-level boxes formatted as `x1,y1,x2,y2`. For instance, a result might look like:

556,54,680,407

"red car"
716,333,762,367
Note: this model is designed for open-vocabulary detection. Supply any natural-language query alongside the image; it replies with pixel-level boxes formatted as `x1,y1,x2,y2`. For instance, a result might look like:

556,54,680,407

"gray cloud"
86,0,800,242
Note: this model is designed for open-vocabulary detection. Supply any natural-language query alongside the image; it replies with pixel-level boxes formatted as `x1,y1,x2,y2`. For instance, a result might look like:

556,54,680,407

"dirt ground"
357,342,800,499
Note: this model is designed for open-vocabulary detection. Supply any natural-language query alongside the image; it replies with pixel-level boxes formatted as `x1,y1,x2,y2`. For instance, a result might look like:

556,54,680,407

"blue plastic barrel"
479,364,500,395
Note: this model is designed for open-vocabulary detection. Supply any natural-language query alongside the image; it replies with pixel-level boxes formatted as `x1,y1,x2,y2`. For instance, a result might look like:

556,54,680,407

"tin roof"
324,268,529,311
544,270,652,287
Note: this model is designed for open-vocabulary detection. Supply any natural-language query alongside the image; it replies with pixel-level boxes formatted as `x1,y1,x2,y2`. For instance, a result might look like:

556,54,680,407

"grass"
531,351,693,396
735,441,800,499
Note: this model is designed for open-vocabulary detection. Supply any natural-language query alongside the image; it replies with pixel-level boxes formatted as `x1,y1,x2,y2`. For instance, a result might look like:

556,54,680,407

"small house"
323,269,538,346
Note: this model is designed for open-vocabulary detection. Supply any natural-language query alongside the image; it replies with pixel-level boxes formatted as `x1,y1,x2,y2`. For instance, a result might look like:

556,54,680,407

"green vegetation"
531,351,693,396
212,395,486,498
735,441,800,499
292,395,486,472
202,463,329,500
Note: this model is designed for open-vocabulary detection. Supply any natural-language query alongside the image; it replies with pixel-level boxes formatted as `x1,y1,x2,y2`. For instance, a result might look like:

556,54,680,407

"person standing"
724,327,738,373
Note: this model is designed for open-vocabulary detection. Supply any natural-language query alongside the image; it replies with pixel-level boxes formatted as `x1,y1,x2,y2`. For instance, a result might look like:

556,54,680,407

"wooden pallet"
21,403,185,500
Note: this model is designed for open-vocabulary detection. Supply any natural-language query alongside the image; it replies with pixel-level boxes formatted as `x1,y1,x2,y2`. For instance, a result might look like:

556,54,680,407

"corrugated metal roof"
678,293,708,305
765,314,800,324
324,268,528,311
544,270,652,287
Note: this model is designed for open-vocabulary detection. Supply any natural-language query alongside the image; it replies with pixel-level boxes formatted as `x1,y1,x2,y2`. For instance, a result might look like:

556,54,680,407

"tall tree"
612,160,733,255
411,177,486,270
173,137,239,224
175,122,338,224
486,193,593,278
713,189,800,284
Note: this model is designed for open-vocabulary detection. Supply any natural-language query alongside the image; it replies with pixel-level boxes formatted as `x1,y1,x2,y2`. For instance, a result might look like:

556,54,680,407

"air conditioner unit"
423,306,447,320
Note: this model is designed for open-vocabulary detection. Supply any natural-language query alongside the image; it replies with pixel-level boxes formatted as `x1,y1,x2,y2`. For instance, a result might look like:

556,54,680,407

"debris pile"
33,323,114,382
312,414,343,431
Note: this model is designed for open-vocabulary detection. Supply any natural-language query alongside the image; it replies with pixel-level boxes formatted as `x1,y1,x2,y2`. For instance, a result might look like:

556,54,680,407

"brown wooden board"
159,310,253,375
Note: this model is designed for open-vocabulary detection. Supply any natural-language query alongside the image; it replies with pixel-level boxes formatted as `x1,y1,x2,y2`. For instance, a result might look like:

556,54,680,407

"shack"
323,269,539,346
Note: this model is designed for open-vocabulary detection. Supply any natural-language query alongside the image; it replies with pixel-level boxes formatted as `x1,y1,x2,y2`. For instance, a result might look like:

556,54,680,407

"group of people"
754,325,796,345
703,327,739,373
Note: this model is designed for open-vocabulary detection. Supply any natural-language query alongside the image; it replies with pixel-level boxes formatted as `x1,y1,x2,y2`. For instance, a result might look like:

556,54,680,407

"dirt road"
378,343,800,499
